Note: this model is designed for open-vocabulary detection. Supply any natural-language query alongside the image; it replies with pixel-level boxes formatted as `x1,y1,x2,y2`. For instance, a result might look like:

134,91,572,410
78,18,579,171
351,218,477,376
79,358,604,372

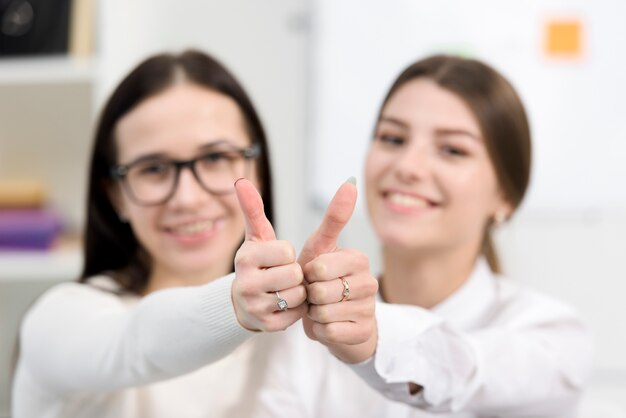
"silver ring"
340,278,350,302
276,291,288,311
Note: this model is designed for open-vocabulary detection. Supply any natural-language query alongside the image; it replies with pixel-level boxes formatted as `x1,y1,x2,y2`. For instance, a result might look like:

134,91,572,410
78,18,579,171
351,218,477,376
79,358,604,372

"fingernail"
346,176,357,185
234,178,246,186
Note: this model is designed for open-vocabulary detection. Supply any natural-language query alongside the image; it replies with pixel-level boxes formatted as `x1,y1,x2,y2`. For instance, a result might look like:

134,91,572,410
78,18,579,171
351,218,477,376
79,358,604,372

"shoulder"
492,274,587,329
25,275,135,321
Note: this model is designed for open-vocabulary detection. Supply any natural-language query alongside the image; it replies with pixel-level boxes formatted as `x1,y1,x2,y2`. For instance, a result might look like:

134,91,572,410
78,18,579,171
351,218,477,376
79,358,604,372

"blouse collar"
428,257,498,329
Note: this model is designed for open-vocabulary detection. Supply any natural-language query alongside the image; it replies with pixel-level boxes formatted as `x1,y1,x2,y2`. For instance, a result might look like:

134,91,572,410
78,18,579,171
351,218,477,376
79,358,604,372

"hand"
299,180,379,363
232,179,307,332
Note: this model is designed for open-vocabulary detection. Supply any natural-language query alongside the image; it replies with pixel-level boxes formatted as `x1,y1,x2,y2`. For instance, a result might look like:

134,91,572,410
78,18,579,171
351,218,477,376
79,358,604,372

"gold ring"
340,278,350,302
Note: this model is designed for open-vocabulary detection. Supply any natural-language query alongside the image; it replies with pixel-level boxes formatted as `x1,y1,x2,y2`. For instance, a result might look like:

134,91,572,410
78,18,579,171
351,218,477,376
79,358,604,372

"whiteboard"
309,0,626,213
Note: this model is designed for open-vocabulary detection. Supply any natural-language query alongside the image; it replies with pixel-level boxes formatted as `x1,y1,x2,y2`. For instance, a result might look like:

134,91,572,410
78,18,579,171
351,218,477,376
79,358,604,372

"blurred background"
0,0,624,416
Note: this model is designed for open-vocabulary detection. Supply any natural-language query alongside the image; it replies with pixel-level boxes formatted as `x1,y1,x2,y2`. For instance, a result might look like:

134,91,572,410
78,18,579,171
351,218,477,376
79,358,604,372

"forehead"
115,83,250,160
382,78,481,134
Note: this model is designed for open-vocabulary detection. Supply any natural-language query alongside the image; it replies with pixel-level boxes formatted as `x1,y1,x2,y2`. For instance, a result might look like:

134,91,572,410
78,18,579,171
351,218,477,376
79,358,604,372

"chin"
377,227,434,251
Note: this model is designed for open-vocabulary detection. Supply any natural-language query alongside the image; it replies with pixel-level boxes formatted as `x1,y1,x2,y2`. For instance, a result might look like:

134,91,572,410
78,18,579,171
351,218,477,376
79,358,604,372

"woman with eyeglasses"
255,55,592,417
12,50,379,417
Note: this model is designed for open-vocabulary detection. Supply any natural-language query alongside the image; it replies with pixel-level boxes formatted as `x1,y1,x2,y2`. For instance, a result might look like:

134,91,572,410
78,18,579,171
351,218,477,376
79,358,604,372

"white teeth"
171,220,214,235
388,193,429,208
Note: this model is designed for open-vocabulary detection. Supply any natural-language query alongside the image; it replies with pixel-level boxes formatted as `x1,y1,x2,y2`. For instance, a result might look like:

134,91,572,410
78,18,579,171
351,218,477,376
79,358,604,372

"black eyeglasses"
110,143,261,206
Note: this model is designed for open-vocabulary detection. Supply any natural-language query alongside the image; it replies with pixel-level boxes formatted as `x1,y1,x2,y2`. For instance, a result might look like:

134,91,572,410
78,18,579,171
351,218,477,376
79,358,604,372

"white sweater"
12,273,270,418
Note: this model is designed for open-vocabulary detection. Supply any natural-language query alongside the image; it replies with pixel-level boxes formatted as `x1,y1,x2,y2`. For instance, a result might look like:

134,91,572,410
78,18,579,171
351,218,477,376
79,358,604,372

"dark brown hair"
79,50,274,293
378,55,531,273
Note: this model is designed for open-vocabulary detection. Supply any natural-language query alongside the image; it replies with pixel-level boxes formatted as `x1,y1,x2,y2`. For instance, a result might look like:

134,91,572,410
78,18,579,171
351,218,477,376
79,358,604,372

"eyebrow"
434,128,481,141
197,139,238,152
121,139,239,166
377,116,410,130
378,117,480,141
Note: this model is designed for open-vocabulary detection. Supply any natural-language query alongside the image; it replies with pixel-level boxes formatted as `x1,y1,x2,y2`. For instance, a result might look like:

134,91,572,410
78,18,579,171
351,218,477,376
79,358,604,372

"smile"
386,192,430,209
168,220,215,235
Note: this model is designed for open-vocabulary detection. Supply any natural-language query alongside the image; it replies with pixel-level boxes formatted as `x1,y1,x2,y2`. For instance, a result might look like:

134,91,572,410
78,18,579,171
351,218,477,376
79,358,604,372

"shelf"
0,238,82,282
0,55,95,85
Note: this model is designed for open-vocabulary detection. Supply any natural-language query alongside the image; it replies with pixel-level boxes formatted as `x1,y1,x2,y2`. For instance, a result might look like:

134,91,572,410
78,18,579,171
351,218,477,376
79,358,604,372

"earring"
493,212,507,226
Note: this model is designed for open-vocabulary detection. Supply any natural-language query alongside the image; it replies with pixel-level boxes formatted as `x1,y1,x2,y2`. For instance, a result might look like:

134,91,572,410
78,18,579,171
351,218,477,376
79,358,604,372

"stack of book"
0,180,63,250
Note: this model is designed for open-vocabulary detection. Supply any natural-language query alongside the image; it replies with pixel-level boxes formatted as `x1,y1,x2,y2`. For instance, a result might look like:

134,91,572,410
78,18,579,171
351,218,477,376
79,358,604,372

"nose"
393,139,432,183
168,166,211,208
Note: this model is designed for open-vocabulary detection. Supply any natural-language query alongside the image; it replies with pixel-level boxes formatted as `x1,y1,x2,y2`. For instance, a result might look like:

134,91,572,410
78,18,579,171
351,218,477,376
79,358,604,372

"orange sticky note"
545,20,583,57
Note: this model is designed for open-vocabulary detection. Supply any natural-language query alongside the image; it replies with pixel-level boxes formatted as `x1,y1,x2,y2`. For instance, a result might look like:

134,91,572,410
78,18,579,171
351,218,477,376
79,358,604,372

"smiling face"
365,78,512,255
110,82,257,284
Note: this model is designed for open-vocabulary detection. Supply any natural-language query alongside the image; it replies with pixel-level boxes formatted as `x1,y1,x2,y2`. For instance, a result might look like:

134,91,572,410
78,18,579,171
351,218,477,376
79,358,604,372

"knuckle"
364,276,379,296
305,259,326,281
246,300,264,317
308,305,318,321
356,325,371,342
323,323,341,343
279,241,296,262
371,277,379,294
273,315,291,332
260,315,275,332
315,305,331,323
307,283,325,304
366,297,376,314
234,251,253,268
314,261,328,280
357,252,370,270
293,263,304,283
235,279,255,297
303,322,318,341
359,301,375,319
296,285,307,303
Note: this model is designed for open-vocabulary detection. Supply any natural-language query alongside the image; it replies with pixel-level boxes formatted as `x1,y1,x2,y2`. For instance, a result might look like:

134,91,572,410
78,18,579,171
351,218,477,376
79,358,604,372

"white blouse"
254,259,593,418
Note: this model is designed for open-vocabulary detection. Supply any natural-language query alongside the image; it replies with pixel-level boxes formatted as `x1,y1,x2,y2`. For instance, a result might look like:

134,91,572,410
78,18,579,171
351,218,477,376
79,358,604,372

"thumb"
299,177,357,264
235,178,276,241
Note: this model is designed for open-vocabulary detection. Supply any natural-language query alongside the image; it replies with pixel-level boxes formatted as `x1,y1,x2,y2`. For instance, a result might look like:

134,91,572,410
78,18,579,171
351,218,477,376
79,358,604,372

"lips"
382,190,438,213
387,192,429,208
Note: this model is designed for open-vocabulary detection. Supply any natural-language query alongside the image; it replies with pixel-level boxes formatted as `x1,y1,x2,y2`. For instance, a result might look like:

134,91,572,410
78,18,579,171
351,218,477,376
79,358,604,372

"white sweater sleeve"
350,297,593,416
18,273,254,395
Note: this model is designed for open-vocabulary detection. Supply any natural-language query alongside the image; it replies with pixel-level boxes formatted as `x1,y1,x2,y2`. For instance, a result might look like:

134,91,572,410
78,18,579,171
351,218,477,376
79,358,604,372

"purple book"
0,209,63,250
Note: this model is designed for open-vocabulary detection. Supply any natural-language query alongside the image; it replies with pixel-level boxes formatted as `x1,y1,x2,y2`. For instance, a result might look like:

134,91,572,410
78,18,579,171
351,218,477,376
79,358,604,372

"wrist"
330,324,378,364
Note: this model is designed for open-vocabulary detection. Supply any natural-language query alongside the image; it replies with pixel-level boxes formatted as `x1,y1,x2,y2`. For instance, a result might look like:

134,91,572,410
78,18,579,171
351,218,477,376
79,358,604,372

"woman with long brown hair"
257,54,592,417
12,49,378,418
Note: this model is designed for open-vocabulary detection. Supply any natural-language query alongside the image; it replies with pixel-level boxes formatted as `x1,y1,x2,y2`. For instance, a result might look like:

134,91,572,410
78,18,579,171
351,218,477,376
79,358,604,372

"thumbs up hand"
299,179,379,363
231,179,307,332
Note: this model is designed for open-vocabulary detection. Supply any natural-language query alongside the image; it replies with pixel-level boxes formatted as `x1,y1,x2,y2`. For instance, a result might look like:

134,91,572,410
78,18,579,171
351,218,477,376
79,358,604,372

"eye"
376,134,405,147
441,145,467,157
201,151,234,164
136,161,171,176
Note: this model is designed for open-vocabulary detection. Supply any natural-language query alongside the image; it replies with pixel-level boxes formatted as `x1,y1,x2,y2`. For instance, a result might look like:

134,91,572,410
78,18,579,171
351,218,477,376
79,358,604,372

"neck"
143,259,232,295
380,244,480,308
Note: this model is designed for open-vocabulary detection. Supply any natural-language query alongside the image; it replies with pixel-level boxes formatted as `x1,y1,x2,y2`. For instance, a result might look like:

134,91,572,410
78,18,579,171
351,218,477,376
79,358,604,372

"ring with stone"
340,278,350,302
276,291,288,311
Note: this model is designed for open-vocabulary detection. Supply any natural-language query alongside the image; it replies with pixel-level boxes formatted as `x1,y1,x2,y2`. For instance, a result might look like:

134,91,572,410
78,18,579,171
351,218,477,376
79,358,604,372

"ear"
493,199,514,225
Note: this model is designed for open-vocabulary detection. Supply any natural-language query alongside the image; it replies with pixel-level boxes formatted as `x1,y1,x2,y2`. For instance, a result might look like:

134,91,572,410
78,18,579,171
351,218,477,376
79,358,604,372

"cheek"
441,164,501,218
126,205,161,243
